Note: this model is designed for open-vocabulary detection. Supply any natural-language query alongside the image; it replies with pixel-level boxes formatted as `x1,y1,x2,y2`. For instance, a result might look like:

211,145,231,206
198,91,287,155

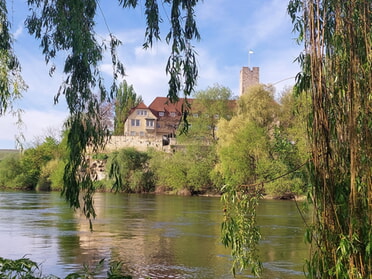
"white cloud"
124,64,168,103
14,24,23,40
0,109,67,149
100,38,170,104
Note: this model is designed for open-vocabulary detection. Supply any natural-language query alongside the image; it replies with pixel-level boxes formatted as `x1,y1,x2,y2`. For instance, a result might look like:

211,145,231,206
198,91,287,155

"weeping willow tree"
0,0,26,131
288,0,371,278
1,0,200,225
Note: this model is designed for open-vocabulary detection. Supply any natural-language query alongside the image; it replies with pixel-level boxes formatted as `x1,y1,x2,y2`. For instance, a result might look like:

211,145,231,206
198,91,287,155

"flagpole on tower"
248,49,254,69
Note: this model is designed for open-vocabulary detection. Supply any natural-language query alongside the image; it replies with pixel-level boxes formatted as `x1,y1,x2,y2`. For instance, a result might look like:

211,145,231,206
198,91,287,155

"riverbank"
1,184,306,201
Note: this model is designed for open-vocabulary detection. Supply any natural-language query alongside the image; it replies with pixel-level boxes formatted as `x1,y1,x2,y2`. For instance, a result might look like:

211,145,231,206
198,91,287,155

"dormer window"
170,112,176,117
159,111,164,117
137,110,147,116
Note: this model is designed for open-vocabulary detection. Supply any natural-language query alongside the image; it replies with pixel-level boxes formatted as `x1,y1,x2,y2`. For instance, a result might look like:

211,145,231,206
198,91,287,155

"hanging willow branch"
0,0,26,121
221,183,263,277
25,0,124,227
23,0,200,227
288,0,371,278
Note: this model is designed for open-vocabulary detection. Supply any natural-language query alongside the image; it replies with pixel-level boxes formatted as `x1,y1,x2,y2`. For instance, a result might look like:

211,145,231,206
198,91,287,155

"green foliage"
0,0,26,116
153,150,191,191
107,148,154,193
238,84,279,128
38,159,66,191
0,257,134,279
0,137,61,190
0,256,40,279
221,184,263,277
279,88,311,163
149,145,217,193
0,155,22,188
154,152,189,191
216,116,268,188
113,81,142,135
262,127,308,196
288,0,371,278
216,85,310,196
186,84,235,142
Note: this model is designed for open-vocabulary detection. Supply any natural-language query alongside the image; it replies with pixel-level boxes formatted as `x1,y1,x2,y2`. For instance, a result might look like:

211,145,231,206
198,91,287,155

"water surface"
0,191,309,278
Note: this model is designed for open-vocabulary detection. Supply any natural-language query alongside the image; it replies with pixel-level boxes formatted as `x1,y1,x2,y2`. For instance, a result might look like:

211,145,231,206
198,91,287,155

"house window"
146,119,155,127
131,119,140,126
137,110,147,116
159,111,164,117
170,112,176,117
130,131,136,136
139,131,145,137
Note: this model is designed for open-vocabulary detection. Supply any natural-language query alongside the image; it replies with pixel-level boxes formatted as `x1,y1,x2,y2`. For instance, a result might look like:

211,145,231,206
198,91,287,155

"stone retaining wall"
104,136,176,152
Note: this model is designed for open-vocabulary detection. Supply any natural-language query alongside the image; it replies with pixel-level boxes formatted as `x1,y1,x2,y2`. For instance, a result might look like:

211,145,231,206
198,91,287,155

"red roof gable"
135,102,148,109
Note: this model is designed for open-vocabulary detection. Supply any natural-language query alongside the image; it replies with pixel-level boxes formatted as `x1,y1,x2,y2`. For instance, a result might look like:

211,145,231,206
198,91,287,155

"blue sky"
0,0,303,149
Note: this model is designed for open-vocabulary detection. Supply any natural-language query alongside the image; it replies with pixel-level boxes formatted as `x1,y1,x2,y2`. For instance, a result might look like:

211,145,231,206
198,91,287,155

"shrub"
107,148,154,193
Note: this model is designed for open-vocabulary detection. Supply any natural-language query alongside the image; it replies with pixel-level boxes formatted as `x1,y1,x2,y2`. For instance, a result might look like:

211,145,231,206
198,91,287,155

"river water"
0,191,309,278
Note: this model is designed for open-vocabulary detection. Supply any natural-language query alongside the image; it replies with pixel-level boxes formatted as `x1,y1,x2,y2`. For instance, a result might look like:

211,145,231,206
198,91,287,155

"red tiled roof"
131,97,236,119
136,102,148,109
148,97,194,113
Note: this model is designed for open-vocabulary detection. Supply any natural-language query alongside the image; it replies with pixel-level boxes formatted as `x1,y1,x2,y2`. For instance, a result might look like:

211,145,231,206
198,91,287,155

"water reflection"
0,192,308,278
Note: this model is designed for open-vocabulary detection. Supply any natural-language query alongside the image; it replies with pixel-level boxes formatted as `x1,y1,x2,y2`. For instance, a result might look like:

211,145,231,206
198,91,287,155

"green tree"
38,132,69,191
20,136,60,189
0,136,60,190
216,116,268,188
150,145,217,194
262,88,311,196
0,155,22,188
288,0,371,278
278,87,311,164
238,84,279,128
186,84,235,142
107,148,154,193
113,80,142,135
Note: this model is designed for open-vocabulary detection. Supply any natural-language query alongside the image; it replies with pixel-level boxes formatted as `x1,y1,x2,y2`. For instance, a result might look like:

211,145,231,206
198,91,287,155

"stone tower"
239,66,259,96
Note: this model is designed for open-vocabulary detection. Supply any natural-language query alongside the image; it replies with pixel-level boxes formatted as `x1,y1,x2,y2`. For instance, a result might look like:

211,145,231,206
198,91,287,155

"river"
0,191,309,278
